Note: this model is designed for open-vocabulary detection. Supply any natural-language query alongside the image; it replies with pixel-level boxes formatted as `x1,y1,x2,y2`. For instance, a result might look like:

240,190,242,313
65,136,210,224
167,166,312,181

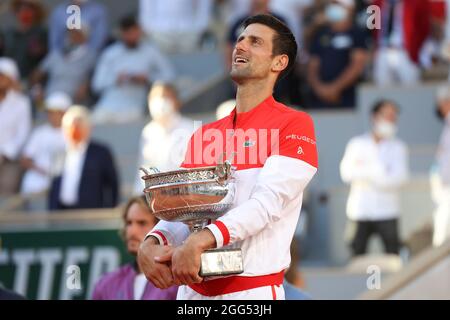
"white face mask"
148,97,176,122
325,4,348,23
374,120,397,139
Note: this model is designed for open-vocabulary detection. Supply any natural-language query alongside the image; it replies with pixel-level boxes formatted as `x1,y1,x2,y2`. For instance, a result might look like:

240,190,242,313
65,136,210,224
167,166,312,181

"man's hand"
315,83,341,104
137,237,175,289
170,229,216,286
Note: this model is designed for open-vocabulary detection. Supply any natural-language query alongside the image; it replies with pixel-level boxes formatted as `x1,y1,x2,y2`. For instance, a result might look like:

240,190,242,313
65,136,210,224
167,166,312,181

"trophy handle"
139,167,160,176
215,160,234,185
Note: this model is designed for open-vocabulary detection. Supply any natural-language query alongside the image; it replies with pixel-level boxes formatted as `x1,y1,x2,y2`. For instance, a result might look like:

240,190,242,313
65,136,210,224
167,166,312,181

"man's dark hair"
120,15,139,31
371,99,400,116
242,14,297,81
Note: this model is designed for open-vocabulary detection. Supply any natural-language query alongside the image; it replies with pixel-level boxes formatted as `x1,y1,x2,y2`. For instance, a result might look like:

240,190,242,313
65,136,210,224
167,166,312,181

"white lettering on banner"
12,250,35,296
37,249,63,300
59,248,88,300
66,265,82,291
86,247,120,299
0,246,121,300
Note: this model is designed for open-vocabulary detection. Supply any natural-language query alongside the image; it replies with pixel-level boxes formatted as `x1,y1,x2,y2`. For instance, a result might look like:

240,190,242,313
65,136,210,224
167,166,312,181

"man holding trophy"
138,14,318,300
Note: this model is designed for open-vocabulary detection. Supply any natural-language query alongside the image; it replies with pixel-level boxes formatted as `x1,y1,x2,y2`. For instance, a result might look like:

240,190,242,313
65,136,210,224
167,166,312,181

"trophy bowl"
140,161,236,231
140,161,243,277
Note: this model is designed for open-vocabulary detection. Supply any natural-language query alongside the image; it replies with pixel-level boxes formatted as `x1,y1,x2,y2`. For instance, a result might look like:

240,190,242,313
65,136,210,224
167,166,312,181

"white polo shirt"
340,133,409,221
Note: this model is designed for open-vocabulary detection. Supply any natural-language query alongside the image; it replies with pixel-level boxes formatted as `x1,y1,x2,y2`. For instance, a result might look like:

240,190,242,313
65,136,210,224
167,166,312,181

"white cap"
45,92,73,111
334,0,355,7
0,57,20,81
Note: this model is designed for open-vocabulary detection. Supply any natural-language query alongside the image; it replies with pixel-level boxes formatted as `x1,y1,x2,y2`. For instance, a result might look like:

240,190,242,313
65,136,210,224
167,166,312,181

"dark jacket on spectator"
48,141,119,210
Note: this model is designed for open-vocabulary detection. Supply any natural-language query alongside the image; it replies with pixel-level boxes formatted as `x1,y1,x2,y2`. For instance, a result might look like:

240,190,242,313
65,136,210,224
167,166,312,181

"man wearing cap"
20,92,71,196
0,57,31,195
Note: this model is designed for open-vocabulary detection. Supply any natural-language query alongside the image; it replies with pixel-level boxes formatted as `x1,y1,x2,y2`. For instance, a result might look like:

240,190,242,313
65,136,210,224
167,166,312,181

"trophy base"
199,248,244,277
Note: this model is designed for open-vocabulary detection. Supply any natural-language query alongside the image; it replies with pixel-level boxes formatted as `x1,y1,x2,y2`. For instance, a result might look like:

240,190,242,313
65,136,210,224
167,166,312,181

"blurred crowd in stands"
0,0,449,256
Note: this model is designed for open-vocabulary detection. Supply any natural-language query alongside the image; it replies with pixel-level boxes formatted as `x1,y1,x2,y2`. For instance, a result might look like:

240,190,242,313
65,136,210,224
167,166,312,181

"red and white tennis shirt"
147,95,318,296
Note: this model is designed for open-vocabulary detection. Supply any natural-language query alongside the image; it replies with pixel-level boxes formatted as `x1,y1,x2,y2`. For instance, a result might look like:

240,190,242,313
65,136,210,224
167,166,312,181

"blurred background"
0,0,449,300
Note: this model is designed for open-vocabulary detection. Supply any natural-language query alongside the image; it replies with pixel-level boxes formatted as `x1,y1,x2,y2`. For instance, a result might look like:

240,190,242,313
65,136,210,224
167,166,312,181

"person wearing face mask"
92,195,178,300
431,86,450,246
91,15,175,124
2,0,47,80
48,105,119,210
340,100,409,256
134,83,195,194
307,0,369,109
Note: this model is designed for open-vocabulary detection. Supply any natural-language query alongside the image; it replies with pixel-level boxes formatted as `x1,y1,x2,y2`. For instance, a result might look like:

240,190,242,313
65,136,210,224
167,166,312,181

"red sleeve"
274,112,318,168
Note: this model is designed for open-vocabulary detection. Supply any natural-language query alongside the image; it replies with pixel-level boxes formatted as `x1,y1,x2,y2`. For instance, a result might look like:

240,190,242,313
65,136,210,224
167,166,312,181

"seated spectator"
134,83,195,193
92,196,178,300
139,0,213,53
91,16,174,124
30,25,96,105
2,0,47,80
0,57,31,195
306,0,368,109
20,92,71,196
372,0,430,86
48,105,119,210
48,0,108,53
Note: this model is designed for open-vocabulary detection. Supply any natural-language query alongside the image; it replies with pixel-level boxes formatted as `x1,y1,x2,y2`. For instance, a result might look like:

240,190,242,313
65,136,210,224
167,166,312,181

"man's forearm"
332,50,368,92
186,229,217,252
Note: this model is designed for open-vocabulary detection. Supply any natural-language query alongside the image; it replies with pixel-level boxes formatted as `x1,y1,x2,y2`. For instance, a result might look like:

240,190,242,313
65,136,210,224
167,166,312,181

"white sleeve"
91,49,116,94
2,97,31,160
148,46,175,83
372,143,409,189
205,155,317,248
145,220,190,247
340,139,375,184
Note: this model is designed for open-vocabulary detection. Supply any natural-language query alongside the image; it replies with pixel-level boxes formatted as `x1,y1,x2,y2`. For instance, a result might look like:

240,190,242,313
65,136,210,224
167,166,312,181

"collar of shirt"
229,95,275,128
66,141,88,154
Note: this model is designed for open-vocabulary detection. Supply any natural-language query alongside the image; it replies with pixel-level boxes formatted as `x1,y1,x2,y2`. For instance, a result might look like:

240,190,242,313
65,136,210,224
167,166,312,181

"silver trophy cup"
140,161,243,277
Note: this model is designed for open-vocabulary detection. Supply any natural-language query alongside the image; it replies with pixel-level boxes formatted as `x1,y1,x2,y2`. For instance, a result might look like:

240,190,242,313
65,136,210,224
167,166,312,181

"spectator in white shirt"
340,100,409,256
135,83,195,194
138,0,213,53
431,86,450,246
91,15,175,124
0,57,31,195
20,92,71,196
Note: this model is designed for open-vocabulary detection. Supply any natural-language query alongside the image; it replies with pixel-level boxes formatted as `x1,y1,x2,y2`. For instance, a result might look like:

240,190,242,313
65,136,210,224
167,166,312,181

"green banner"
0,228,133,300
